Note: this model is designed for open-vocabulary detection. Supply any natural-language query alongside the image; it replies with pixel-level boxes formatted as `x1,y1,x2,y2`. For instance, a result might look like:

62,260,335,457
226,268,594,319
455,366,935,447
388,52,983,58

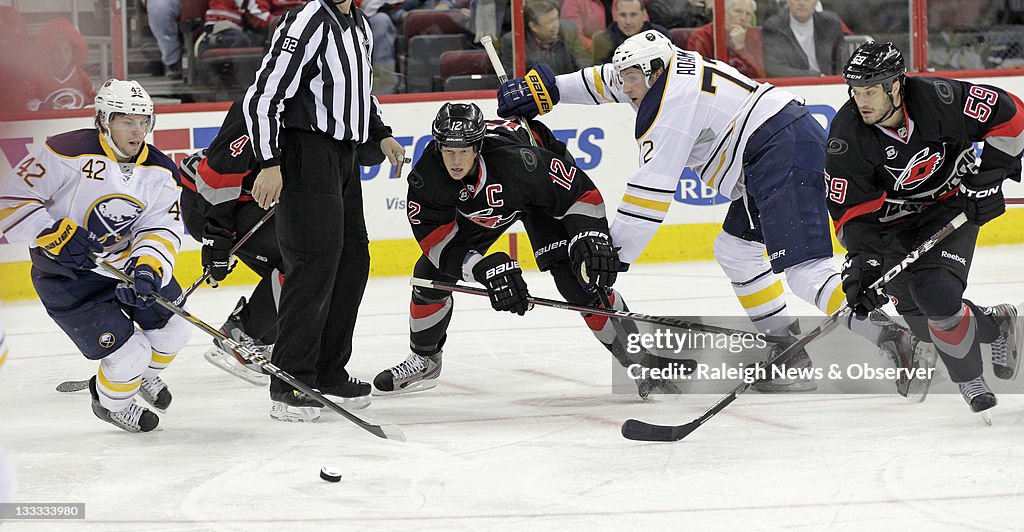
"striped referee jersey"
243,0,392,167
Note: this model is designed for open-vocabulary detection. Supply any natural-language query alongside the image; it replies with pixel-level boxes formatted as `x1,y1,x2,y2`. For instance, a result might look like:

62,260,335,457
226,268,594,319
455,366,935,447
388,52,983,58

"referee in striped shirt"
244,0,406,422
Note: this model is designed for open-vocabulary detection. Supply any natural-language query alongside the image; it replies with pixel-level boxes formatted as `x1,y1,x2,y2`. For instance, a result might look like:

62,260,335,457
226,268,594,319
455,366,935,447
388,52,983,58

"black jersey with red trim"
177,100,259,233
825,76,1024,251
408,119,609,277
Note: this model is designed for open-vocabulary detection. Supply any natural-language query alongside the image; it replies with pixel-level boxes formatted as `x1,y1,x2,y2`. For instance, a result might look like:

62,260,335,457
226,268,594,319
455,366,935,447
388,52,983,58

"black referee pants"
271,129,370,394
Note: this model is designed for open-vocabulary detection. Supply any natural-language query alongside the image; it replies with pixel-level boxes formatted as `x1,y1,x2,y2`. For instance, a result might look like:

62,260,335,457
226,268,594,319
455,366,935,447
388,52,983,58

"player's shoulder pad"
140,145,180,179
44,129,104,158
906,76,961,107
635,69,670,140
484,142,547,174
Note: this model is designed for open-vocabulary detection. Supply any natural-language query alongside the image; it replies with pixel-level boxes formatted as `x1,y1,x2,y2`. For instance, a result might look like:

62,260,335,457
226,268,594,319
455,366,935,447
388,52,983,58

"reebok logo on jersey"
941,250,967,265
887,147,943,190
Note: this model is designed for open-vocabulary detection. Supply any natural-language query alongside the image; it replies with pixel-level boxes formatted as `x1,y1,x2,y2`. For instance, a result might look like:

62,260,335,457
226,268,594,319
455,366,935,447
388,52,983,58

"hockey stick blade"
56,379,90,393
619,213,968,442
93,256,406,442
410,277,789,344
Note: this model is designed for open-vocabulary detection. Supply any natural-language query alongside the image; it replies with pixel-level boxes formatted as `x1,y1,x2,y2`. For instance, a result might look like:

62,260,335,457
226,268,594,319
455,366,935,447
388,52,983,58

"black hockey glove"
958,168,1006,226
496,63,560,119
201,223,235,282
35,218,102,271
472,252,531,316
115,257,162,309
842,252,887,317
569,231,620,289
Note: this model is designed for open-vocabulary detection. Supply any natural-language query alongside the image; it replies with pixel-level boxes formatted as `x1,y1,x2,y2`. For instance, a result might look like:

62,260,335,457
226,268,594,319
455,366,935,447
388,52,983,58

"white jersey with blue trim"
554,49,798,264
0,129,183,286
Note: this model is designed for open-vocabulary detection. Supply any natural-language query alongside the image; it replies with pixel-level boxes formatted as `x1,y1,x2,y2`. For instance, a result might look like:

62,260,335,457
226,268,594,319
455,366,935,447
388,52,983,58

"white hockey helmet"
94,79,155,134
612,30,675,85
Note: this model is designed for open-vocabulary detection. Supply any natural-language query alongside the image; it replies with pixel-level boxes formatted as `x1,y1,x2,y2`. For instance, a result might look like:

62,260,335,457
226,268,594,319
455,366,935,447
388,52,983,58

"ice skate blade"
373,379,439,396
980,411,993,426
204,347,269,386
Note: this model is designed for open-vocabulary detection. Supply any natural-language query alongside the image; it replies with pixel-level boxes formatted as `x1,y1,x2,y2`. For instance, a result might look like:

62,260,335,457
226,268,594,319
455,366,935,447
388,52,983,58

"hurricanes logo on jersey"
86,194,145,248
886,147,943,190
458,207,517,229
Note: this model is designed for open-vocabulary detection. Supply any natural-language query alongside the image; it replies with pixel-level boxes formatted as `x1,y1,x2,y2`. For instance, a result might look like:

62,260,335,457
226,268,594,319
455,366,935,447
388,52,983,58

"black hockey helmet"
432,103,485,149
843,41,907,88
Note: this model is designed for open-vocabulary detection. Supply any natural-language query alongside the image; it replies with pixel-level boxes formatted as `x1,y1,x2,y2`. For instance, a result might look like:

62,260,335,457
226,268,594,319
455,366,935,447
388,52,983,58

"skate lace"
112,402,146,429
140,376,165,398
991,336,1008,366
393,355,426,380
958,376,990,400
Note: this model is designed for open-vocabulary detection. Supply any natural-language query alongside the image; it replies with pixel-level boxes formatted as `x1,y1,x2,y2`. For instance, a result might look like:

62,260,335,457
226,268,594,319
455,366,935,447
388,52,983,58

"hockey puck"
319,466,342,483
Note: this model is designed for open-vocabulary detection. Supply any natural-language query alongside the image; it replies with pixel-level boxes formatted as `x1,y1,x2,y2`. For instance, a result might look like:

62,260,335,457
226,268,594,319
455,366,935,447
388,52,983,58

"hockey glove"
116,257,163,309
472,252,531,315
201,223,235,282
842,252,887,317
35,218,103,270
958,168,1006,226
569,231,620,289
496,63,560,120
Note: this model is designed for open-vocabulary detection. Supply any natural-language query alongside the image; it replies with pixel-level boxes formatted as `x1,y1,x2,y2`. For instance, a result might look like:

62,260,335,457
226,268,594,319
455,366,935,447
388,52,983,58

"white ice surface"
3,246,1024,531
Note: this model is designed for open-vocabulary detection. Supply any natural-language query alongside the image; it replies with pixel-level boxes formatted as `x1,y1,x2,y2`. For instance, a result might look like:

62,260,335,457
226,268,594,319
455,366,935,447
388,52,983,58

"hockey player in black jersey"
827,42,1024,419
178,100,386,394
373,102,684,398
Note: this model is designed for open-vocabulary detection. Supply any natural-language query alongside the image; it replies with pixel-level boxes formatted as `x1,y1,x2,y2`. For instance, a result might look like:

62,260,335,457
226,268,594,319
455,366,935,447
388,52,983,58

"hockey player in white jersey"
496,31,933,394
0,79,191,432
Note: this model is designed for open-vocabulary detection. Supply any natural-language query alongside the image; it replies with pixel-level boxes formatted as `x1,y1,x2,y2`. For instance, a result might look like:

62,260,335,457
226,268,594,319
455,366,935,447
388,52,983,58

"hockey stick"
481,35,538,147
183,206,276,298
410,277,790,343
93,257,406,441
621,212,969,442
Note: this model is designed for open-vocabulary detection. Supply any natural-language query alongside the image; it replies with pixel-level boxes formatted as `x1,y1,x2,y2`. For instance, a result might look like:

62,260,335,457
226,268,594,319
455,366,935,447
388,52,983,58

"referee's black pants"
271,129,370,394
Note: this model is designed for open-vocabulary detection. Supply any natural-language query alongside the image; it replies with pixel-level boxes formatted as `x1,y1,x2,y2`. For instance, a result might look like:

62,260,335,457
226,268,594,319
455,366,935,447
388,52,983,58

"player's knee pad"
785,257,844,314
96,330,151,410
713,231,769,281
140,314,191,372
927,302,978,360
908,268,964,317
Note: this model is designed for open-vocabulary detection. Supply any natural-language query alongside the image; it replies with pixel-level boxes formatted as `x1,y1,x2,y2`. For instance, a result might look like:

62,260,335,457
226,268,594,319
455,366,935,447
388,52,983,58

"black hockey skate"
204,297,270,386
753,323,816,393
318,376,372,410
374,352,442,395
270,388,323,422
138,375,172,413
874,313,936,401
958,375,997,425
988,303,1023,380
89,376,159,433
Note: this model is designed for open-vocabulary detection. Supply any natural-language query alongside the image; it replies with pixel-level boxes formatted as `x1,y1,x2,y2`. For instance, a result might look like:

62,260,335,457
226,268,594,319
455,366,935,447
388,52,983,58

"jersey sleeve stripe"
0,200,42,223
579,68,601,104
621,193,670,213
419,221,458,268
984,92,1024,156
833,193,887,235
136,234,179,259
132,243,174,266
626,182,676,194
135,227,182,246
616,208,663,224
0,205,45,235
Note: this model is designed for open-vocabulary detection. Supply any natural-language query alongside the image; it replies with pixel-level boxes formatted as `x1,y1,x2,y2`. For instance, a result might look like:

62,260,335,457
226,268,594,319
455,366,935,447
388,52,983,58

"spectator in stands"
143,0,183,79
23,18,96,112
688,0,764,78
362,0,404,94
592,0,669,64
0,6,31,113
647,0,712,29
500,0,583,75
198,0,308,55
560,0,612,55
763,0,844,77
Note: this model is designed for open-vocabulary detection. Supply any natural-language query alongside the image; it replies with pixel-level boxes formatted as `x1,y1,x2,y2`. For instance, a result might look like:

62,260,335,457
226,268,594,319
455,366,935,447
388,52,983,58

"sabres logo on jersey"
86,194,145,248
886,147,944,190
458,207,518,229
